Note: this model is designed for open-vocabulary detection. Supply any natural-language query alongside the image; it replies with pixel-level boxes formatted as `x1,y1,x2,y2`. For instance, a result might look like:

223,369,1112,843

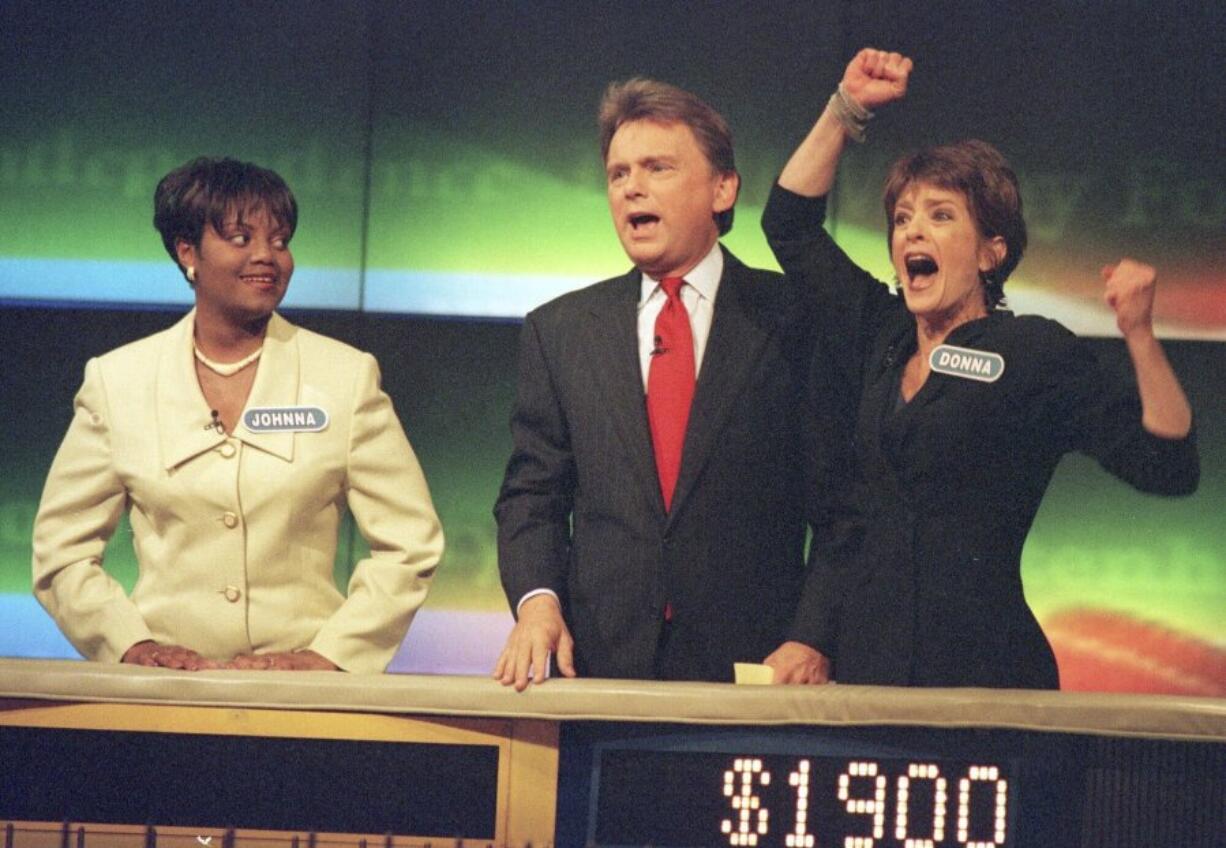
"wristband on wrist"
829,82,874,143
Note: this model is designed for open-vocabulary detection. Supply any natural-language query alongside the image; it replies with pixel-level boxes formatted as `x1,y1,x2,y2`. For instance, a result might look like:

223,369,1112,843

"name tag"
243,406,329,433
929,344,1005,383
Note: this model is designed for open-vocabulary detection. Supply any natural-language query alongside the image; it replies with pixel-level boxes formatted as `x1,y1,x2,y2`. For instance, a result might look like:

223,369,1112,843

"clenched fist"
1102,258,1158,337
842,48,913,111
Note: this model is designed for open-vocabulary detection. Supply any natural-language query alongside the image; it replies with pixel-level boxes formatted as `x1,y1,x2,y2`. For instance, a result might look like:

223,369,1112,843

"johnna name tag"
928,344,1005,383
243,406,330,433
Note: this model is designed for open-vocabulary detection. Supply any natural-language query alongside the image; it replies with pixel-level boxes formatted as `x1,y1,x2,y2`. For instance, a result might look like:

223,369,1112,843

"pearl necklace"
193,343,263,377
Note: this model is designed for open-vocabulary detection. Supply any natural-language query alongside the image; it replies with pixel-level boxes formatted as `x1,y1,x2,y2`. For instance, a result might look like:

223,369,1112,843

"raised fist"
1102,258,1157,336
842,48,913,111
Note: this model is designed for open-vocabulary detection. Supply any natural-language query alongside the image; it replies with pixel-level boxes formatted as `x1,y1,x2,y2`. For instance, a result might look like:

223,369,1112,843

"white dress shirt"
635,241,724,388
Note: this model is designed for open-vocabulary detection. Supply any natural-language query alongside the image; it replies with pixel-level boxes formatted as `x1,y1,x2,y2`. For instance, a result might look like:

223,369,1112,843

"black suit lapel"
668,251,772,521
587,270,666,515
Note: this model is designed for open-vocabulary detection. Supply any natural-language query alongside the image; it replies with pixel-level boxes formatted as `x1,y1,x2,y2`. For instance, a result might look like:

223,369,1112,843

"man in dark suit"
493,78,824,688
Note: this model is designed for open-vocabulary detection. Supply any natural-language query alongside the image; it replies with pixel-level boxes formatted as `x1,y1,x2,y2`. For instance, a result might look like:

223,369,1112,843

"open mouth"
629,213,660,231
905,254,938,285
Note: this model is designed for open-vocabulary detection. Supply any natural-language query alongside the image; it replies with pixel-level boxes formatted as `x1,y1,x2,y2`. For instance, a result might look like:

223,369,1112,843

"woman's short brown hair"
153,157,298,282
883,139,1026,309
598,78,738,236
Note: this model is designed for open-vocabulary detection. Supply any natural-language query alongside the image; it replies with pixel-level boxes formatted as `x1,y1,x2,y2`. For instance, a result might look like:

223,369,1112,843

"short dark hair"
153,157,298,281
598,78,738,235
883,139,1026,309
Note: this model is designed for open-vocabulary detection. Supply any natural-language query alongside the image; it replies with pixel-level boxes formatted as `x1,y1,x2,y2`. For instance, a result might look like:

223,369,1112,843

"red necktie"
647,277,695,513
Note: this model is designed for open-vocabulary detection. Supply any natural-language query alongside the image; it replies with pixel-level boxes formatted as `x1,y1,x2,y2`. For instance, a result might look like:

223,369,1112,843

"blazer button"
222,512,239,529
221,586,242,603
219,441,237,459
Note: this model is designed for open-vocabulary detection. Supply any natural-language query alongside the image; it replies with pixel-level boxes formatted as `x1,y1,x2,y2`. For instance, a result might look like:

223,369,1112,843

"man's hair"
153,157,298,283
598,78,738,235
883,139,1027,309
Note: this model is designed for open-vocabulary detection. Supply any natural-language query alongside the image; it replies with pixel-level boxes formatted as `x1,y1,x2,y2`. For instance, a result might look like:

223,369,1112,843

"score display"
593,750,1014,848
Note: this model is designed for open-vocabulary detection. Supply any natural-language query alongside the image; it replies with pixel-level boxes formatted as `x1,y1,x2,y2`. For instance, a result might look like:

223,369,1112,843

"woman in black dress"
760,49,1198,689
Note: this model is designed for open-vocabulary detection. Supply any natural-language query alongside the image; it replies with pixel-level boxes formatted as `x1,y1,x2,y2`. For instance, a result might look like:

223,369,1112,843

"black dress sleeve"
1022,318,1199,496
762,183,900,364
764,183,900,657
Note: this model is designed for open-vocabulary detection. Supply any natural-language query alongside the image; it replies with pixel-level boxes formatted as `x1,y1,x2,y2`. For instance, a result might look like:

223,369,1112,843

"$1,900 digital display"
594,751,1013,848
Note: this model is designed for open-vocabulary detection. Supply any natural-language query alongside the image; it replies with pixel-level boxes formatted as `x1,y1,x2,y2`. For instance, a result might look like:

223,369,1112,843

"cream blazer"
32,311,443,673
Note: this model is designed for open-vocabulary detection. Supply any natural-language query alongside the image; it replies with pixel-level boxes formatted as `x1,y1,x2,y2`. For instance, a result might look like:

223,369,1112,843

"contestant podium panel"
1,660,1224,848
0,701,557,847
562,718,1226,848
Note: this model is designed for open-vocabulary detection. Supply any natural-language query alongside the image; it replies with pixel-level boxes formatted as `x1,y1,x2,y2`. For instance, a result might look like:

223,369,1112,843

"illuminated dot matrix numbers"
723,758,771,846
718,757,1009,847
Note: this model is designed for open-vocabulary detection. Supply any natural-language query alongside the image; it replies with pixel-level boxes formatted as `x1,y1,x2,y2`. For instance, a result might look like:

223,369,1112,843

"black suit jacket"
495,247,812,681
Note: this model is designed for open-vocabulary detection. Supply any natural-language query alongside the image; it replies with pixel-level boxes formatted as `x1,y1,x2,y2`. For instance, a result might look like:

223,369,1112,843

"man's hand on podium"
494,594,576,691
764,640,831,685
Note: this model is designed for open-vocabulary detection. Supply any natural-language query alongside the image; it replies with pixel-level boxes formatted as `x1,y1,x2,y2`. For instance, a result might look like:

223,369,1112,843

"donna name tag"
929,344,1005,383
243,406,329,433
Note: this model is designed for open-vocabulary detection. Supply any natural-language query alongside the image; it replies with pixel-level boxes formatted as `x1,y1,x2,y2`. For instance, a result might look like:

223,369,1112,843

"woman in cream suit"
32,158,443,673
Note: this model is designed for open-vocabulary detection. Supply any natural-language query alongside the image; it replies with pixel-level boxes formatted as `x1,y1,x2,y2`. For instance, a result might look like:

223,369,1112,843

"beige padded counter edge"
2,658,1224,741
